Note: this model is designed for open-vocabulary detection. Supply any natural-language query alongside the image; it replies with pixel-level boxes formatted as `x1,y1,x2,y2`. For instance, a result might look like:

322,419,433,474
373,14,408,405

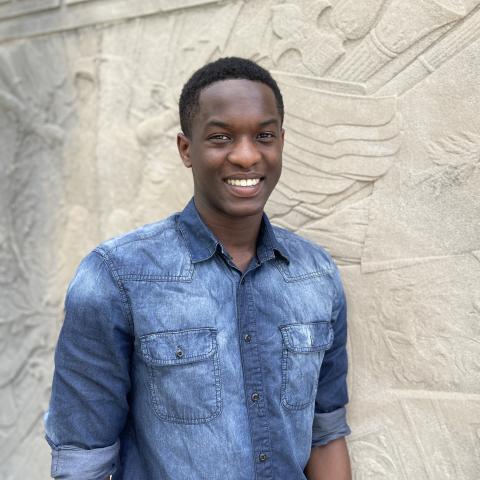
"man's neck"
195,204,263,272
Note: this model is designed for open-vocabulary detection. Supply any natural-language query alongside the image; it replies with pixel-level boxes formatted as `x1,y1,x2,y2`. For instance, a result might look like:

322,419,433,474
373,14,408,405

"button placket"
237,273,273,478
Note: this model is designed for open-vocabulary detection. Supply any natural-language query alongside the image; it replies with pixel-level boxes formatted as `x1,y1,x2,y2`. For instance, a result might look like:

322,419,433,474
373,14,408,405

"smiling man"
45,57,351,479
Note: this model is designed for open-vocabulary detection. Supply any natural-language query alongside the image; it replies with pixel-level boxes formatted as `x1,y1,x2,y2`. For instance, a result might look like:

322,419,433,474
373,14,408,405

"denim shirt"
45,198,350,480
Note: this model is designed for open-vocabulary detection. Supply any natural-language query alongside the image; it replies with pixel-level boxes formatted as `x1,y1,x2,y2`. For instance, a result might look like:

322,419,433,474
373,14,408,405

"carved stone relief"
0,0,60,21
1,0,479,478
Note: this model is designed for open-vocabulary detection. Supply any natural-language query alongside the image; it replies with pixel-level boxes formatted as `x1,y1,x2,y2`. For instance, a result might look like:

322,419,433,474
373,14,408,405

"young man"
45,57,351,479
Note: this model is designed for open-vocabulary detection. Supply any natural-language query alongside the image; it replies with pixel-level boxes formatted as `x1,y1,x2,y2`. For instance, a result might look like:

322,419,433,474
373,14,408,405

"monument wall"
0,0,479,478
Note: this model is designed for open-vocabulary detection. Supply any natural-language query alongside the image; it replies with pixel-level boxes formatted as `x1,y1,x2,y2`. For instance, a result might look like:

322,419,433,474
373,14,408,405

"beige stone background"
1,0,479,478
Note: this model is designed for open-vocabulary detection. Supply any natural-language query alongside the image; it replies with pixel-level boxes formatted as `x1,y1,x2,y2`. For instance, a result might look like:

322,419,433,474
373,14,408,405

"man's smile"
223,175,265,197
224,177,262,187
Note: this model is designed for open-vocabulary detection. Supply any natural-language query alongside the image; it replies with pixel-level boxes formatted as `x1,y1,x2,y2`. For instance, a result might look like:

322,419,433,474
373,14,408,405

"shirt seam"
93,247,134,333
329,259,341,322
119,274,193,282
274,260,333,282
105,217,177,252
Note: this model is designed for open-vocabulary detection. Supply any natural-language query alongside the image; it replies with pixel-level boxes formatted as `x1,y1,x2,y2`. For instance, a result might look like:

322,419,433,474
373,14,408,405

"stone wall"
1,0,479,478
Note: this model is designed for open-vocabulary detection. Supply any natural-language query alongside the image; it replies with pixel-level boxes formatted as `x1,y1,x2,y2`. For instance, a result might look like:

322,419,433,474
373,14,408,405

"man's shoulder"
98,213,179,254
271,225,337,278
89,212,192,280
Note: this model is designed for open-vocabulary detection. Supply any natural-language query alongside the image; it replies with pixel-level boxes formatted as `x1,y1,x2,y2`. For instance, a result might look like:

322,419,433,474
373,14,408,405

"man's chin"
223,200,266,219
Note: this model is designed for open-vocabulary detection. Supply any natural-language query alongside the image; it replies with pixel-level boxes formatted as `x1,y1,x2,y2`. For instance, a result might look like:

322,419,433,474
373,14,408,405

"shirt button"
259,453,268,462
251,392,260,402
244,334,252,343
175,348,183,358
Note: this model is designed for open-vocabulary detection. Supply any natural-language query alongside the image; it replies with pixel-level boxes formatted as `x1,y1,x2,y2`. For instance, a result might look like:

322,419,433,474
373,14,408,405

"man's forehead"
200,78,269,95
195,78,279,122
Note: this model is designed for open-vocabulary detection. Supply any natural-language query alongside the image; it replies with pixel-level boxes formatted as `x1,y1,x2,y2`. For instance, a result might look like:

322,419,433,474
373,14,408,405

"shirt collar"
177,198,289,265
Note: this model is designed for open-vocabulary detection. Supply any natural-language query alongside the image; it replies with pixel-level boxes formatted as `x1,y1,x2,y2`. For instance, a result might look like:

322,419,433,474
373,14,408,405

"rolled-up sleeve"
45,248,133,478
46,433,120,479
312,260,351,447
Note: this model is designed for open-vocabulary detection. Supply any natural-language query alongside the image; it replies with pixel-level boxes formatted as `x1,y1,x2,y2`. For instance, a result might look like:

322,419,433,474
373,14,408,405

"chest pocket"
279,321,333,410
139,327,222,424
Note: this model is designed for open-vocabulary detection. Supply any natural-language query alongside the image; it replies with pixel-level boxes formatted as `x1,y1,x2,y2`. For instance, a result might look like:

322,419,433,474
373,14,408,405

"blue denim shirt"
45,198,350,479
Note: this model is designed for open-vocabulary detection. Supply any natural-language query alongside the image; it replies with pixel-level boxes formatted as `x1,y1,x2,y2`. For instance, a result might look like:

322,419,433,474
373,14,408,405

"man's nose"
227,137,261,168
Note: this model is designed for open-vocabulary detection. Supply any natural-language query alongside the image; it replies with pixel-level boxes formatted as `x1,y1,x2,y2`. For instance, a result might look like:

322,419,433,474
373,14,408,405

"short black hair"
179,57,284,137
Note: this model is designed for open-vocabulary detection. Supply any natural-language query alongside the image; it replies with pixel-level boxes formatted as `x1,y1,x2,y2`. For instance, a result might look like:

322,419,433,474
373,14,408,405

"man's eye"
257,132,275,141
209,134,230,141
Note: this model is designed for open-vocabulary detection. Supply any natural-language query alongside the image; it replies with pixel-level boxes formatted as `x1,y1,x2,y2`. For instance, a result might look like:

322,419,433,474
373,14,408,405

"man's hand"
304,437,351,480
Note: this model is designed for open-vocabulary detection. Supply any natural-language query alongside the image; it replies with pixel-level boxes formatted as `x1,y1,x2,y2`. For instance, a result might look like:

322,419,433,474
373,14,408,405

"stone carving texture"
0,0,479,478
0,0,60,20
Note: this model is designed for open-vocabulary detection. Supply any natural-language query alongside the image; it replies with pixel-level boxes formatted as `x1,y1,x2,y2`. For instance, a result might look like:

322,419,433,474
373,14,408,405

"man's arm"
307,257,351,478
45,249,133,479
304,437,351,480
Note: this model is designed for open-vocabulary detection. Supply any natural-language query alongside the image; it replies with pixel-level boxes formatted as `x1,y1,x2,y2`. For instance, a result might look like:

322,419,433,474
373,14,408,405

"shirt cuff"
47,437,120,479
311,406,351,447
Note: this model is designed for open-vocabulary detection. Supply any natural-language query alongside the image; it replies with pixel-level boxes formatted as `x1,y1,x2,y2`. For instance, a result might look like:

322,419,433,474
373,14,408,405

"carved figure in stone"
414,132,480,195
266,76,401,264
376,2,480,94
0,39,75,476
135,82,178,146
45,57,353,479
131,78,193,222
329,0,478,82
271,0,345,75
331,0,385,41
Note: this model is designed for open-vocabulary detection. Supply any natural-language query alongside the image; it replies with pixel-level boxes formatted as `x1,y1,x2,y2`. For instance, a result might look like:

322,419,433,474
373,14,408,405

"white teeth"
226,178,261,187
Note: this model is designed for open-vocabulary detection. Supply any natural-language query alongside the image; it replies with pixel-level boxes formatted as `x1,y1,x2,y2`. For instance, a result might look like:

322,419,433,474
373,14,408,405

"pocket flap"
280,322,333,353
140,327,217,365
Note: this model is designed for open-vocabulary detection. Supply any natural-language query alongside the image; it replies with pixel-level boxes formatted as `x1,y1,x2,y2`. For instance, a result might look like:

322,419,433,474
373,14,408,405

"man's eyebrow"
204,118,280,128
205,120,230,129
259,118,280,127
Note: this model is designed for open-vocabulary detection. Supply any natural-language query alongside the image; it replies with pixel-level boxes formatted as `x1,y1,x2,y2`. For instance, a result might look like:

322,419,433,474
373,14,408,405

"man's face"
177,79,284,222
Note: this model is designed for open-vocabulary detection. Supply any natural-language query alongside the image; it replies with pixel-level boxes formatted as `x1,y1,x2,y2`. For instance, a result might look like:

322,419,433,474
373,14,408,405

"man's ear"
177,132,192,168
280,128,285,150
